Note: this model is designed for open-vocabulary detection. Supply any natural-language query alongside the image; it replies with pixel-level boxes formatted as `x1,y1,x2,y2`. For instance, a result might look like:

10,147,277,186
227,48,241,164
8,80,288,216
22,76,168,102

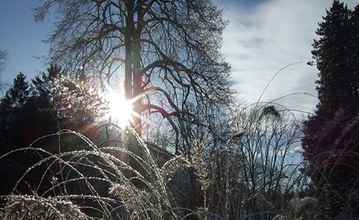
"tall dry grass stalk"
0,129,184,219
0,104,321,220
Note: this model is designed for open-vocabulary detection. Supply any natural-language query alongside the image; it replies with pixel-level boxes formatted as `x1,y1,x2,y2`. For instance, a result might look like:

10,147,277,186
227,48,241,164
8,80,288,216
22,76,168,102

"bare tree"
35,0,232,152
206,104,306,220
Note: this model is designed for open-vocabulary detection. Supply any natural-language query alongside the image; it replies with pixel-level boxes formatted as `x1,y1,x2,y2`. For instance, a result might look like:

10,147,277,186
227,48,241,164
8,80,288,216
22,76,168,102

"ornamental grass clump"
0,129,182,219
0,195,87,220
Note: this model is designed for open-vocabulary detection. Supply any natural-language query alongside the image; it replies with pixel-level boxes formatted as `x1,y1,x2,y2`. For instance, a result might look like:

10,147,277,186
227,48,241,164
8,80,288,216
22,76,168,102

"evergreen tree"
0,73,34,195
304,1,355,165
3,73,30,109
32,64,61,98
303,1,359,216
351,5,359,98
312,0,355,117
0,68,105,195
0,66,105,151
31,64,106,140
0,73,30,149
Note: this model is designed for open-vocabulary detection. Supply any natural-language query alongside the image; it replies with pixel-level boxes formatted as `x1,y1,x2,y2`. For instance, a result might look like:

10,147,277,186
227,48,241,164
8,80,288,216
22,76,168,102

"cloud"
221,0,359,115
238,37,266,49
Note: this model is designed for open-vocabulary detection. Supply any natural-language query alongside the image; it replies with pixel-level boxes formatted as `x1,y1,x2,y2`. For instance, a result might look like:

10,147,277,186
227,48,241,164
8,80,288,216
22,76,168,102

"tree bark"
124,0,143,135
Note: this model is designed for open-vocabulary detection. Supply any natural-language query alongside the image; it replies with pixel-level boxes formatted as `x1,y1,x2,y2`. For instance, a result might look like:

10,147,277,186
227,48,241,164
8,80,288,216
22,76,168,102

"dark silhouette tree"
311,0,355,117
0,73,38,195
0,66,105,152
351,4,359,98
303,1,359,216
0,68,106,196
0,72,58,151
0,73,30,148
35,0,232,153
32,64,61,98
31,64,106,140
4,73,30,108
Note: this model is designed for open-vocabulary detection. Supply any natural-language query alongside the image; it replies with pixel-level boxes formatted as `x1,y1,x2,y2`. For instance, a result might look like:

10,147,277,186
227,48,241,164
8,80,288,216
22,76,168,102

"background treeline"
0,65,106,150
0,65,109,195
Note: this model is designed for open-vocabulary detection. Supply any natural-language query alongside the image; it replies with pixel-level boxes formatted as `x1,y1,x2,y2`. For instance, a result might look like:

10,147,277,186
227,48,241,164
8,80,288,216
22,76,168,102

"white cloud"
222,0,359,115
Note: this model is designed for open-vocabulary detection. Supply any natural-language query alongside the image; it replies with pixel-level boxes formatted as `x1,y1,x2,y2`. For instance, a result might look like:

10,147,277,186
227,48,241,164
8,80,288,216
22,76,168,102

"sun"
107,90,133,128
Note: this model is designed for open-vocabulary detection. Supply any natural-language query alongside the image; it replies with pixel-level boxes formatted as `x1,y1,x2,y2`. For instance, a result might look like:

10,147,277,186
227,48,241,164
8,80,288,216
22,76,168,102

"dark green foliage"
0,73,31,148
0,73,52,195
3,73,29,108
311,0,356,117
32,64,61,98
303,1,359,216
0,66,106,196
0,67,64,150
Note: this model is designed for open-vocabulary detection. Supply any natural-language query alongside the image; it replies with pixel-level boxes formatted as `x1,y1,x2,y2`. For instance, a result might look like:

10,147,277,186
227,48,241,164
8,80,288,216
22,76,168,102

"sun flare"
107,90,133,128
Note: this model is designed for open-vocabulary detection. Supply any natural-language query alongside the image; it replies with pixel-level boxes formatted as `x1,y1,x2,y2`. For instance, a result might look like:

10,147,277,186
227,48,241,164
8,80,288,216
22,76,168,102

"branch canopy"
36,0,233,151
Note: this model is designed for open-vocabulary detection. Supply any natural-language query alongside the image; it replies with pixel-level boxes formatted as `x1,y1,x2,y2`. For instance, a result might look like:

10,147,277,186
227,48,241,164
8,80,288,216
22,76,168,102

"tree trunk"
124,1,143,135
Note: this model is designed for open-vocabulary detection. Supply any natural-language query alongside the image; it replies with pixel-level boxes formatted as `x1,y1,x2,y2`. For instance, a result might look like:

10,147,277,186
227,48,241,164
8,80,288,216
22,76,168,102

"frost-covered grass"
0,104,337,220
0,129,197,220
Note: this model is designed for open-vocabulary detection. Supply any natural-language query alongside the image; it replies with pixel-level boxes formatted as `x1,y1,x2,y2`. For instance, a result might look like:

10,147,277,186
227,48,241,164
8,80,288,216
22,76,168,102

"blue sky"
1,0,359,113
0,0,54,83
0,0,267,83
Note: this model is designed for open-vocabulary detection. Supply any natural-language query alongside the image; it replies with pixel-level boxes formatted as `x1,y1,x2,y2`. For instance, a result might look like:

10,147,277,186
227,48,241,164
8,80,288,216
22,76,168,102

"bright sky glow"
107,89,133,128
